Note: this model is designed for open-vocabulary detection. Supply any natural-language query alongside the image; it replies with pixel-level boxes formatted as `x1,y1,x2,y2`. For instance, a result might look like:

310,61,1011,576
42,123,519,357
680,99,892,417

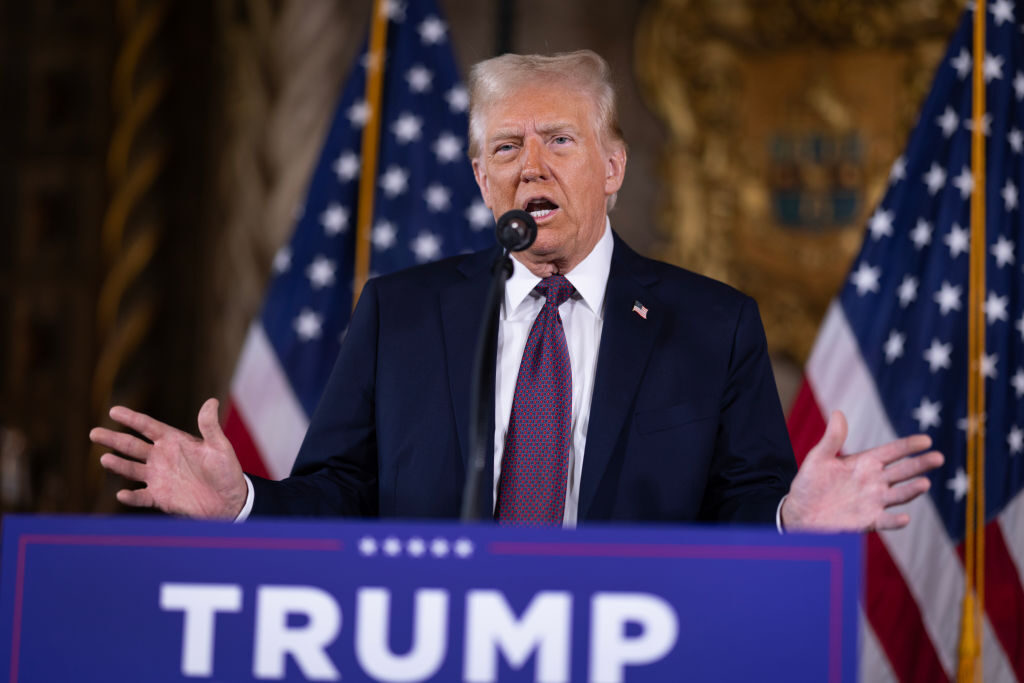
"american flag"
788,4,1024,681
223,0,495,480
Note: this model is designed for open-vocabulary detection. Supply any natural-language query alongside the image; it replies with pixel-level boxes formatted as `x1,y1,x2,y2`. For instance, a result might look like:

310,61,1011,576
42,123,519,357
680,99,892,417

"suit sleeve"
248,279,381,516
699,296,796,523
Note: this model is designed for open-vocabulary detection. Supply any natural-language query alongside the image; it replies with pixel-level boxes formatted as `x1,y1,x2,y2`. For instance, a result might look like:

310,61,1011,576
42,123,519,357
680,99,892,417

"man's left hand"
781,410,945,532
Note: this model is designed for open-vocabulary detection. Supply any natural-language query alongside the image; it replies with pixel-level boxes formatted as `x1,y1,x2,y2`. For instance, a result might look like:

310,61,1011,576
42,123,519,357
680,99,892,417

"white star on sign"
1009,425,1024,455
944,224,969,258
332,151,360,183
453,538,474,558
952,166,974,199
934,281,962,315
982,352,999,379
912,397,942,431
884,330,906,363
424,183,451,212
294,309,323,341
347,99,371,128
923,163,946,195
383,537,402,556
910,219,933,249
466,200,493,230
1009,128,1024,153
445,86,469,113
320,202,349,235
418,16,447,44
306,255,336,289
1015,71,1024,100
407,537,426,557
358,536,378,556
850,262,881,295
868,208,894,240
372,220,397,251
391,112,423,144
1002,179,1018,211
897,275,918,307
985,291,1009,324
273,246,291,273
924,338,953,372
889,156,906,183
430,538,450,557
1013,368,1024,397
1017,311,1024,342
984,52,1005,82
433,132,463,163
947,468,969,502
991,0,1015,25
379,165,409,197
411,231,443,262
406,64,433,93
951,48,972,79
936,106,959,137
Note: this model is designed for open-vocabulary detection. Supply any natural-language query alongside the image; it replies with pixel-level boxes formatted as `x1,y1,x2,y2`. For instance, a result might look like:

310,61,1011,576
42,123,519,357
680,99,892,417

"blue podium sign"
1,516,860,682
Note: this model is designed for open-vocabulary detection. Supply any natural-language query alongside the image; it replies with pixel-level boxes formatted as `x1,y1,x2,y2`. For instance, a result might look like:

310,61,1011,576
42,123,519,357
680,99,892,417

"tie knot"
536,275,575,308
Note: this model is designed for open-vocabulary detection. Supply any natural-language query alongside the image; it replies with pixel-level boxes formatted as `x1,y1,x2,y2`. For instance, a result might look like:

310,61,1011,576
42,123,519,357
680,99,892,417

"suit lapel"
578,236,663,520
440,248,500,518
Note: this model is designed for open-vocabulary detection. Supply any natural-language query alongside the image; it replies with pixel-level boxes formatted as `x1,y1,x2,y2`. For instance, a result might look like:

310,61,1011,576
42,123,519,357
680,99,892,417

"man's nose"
520,138,548,182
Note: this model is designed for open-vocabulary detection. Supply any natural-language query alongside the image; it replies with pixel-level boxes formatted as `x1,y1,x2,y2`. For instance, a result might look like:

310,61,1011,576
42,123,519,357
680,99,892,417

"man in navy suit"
91,51,942,531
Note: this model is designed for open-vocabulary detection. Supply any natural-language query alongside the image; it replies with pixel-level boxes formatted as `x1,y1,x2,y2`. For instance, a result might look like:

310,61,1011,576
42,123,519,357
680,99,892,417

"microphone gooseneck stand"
460,209,537,522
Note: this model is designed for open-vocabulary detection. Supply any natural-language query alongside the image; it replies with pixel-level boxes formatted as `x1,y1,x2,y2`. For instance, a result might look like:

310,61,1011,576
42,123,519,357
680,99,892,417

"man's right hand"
90,398,248,519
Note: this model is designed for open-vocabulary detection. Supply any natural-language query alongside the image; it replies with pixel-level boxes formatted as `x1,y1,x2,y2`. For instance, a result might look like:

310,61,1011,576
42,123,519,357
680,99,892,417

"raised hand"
781,410,945,532
90,398,248,519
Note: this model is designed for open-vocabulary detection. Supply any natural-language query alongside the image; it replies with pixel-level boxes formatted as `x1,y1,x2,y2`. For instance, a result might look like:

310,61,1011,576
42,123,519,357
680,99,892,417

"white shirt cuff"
234,474,255,522
775,494,787,534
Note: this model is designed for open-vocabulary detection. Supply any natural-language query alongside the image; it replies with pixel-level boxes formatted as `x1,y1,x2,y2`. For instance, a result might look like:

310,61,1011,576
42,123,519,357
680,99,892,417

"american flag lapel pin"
632,300,648,319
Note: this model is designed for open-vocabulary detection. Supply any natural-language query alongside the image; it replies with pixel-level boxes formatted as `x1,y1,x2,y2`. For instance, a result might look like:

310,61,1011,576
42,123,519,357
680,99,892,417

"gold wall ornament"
635,0,962,363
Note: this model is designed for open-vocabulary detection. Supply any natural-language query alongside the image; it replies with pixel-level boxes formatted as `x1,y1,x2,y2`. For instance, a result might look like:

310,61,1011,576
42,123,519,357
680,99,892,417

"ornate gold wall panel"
636,0,962,362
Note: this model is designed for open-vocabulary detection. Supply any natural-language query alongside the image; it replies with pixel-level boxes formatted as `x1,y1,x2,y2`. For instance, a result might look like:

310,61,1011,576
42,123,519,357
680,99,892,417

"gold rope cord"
958,0,986,680
89,0,168,509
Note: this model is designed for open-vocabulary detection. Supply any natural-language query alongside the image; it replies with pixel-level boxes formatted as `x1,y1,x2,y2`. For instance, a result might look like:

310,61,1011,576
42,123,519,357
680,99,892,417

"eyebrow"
486,121,581,145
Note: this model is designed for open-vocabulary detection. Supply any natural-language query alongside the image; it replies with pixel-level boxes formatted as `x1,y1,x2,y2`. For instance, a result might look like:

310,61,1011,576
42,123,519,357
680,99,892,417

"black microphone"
495,209,537,252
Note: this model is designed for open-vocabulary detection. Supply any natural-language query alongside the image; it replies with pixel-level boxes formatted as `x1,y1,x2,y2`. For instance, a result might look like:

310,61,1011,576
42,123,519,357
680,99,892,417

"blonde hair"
467,50,626,209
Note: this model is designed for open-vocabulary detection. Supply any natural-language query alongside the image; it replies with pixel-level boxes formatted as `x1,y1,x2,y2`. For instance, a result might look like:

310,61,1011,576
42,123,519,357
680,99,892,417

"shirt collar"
504,218,613,318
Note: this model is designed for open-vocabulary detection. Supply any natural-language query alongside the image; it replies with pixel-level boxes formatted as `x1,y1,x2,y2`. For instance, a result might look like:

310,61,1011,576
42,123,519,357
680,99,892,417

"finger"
108,405,172,441
90,428,152,460
196,398,230,450
116,487,154,508
883,477,931,507
806,410,848,462
883,450,944,484
863,433,934,466
100,453,147,483
873,511,911,531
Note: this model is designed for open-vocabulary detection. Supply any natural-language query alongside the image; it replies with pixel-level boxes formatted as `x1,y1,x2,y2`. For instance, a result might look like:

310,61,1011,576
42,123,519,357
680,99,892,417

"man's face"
471,82,626,273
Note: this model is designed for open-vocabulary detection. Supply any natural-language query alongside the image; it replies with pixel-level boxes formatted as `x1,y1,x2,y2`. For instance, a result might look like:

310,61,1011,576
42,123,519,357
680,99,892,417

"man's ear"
471,158,491,208
604,143,627,196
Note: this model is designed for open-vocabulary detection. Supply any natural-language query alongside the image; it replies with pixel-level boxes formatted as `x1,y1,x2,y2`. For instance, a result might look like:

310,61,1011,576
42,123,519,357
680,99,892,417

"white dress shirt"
493,220,614,527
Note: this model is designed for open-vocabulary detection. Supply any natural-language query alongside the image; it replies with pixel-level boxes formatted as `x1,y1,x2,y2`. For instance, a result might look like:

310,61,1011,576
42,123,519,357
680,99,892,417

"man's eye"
496,143,516,153
552,136,571,144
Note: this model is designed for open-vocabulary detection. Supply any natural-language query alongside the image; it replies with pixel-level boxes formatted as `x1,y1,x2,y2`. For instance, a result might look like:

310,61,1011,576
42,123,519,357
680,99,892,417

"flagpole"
353,0,390,307
958,0,986,680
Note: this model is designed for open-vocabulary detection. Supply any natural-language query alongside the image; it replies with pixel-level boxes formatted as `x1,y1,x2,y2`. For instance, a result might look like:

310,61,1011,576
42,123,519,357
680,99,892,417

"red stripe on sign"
983,522,1024,682
864,532,950,683
787,378,827,466
224,399,272,480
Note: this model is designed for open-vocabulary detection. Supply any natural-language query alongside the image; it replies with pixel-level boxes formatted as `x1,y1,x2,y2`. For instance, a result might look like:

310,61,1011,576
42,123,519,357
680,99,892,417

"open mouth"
524,198,559,221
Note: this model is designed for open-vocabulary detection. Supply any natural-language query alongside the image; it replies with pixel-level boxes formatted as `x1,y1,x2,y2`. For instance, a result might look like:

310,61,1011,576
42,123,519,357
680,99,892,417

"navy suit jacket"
251,233,796,523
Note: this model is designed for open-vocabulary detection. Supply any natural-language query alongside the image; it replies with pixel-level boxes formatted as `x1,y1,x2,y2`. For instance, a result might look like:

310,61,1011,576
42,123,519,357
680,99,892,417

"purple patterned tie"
496,275,575,525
